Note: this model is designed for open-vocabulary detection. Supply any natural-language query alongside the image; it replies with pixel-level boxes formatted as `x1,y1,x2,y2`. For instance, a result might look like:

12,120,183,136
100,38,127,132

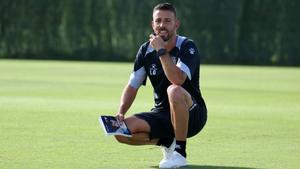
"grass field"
0,59,299,169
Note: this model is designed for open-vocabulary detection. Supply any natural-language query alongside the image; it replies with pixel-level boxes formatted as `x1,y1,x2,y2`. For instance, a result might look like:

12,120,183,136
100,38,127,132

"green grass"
0,59,299,169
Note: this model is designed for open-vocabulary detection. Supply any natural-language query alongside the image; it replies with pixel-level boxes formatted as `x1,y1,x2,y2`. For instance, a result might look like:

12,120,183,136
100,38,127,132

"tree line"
0,0,299,66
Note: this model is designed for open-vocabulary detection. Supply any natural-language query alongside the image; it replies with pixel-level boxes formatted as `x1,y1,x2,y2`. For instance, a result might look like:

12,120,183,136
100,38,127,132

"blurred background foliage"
0,0,299,66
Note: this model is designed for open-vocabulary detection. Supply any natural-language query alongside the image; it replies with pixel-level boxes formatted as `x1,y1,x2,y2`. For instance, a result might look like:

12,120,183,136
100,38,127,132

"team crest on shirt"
171,56,177,64
189,48,195,55
149,64,157,75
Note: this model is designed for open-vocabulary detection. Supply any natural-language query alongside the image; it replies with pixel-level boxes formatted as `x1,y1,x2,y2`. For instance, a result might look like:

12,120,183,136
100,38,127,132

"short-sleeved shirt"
129,35,203,111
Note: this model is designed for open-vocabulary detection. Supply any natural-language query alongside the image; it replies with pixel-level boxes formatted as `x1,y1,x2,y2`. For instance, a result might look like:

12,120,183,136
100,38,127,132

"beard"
161,35,170,41
157,28,174,42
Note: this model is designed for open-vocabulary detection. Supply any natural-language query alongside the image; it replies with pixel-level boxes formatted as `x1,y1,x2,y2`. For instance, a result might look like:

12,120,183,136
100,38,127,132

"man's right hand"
115,84,139,123
116,113,125,122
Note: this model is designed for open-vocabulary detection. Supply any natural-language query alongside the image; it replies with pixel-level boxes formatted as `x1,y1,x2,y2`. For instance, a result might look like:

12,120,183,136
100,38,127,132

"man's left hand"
149,34,166,51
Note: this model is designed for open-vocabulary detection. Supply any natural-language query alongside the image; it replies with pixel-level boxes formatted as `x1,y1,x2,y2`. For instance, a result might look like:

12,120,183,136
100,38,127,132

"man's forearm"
149,33,187,85
118,84,138,115
159,54,186,85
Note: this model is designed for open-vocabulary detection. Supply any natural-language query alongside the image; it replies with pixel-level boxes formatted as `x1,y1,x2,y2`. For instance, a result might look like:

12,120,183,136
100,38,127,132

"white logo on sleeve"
189,48,195,55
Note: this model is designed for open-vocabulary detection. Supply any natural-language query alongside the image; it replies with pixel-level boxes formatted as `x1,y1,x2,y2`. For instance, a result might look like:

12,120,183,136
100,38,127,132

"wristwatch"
157,48,167,57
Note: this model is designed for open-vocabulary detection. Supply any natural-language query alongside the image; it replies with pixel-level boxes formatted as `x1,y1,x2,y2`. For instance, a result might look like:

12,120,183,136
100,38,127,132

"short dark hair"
153,3,177,17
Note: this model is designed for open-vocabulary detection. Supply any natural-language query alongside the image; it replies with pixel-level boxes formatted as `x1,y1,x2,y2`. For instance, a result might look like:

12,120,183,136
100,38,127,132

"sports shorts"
134,98,207,139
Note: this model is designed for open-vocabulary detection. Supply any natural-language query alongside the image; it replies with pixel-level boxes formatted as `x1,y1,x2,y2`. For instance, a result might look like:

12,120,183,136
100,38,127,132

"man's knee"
114,135,130,144
167,85,185,103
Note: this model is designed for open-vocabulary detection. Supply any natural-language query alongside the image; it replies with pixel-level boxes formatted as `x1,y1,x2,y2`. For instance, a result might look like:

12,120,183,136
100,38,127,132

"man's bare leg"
114,116,158,145
167,84,193,157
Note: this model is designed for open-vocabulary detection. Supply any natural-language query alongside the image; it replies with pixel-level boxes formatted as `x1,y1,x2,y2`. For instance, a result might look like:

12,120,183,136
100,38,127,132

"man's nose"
159,21,166,28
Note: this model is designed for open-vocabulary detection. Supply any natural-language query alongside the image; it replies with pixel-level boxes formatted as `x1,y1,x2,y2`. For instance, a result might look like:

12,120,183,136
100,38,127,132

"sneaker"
159,151,188,168
159,138,176,166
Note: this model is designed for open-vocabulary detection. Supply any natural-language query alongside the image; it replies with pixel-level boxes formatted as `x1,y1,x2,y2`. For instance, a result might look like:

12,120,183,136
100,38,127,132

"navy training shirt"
129,35,203,111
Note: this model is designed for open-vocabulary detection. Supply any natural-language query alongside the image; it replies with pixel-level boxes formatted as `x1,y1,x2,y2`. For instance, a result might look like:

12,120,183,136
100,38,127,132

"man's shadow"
150,165,258,169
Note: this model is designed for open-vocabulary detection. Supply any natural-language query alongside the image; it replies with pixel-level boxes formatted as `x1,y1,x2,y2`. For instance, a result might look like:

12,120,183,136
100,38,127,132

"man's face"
152,10,179,41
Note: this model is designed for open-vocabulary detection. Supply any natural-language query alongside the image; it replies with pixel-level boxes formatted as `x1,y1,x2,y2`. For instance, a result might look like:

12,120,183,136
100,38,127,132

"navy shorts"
134,99,207,139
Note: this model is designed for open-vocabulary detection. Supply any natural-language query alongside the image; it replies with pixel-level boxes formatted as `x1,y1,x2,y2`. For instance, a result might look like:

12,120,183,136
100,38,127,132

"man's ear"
175,19,180,29
151,20,154,30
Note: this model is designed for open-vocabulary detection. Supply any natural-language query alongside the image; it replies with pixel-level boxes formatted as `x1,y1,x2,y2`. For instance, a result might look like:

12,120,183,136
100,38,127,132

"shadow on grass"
150,165,258,169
